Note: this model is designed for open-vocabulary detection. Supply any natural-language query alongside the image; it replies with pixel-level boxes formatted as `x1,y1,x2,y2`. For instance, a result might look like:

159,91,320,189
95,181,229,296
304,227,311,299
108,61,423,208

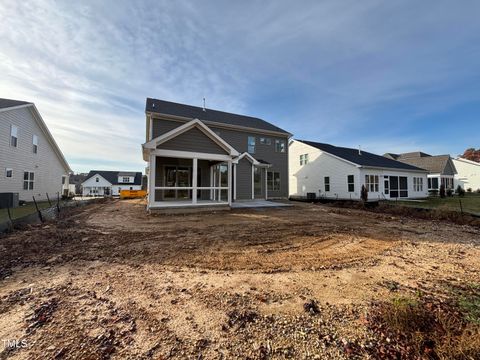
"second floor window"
299,153,309,165
122,177,130,183
10,125,18,147
275,139,286,153
96,177,99,182
248,136,256,154
5,168,13,178
260,137,271,145
33,135,38,154
324,176,330,192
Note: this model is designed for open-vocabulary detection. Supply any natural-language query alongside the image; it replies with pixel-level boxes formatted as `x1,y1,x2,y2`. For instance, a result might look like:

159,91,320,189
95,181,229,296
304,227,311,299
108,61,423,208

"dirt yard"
0,199,479,359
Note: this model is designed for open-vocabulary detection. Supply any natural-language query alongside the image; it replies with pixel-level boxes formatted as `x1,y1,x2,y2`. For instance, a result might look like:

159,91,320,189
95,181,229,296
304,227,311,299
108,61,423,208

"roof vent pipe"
203,98,206,112
358,145,362,155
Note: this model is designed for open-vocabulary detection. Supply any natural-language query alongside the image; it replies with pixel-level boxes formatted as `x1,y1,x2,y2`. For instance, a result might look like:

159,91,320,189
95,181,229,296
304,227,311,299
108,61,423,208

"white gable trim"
81,173,113,187
143,118,239,157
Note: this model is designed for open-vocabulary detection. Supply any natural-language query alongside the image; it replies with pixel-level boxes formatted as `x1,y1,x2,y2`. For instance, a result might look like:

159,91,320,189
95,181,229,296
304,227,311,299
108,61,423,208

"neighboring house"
142,98,291,209
82,171,142,197
453,158,480,191
0,98,71,202
290,140,429,200
384,152,457,191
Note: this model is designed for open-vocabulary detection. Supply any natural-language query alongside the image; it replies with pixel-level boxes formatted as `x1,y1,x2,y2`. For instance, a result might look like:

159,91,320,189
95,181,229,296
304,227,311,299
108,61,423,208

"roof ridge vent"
202,97,206,112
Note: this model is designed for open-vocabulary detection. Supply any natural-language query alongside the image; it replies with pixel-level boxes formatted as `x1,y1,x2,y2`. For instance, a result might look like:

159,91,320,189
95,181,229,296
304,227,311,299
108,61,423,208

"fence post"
459,198,463,215
32,196,44,223
46,193,52,206
56,192,60,213
6,204,13,231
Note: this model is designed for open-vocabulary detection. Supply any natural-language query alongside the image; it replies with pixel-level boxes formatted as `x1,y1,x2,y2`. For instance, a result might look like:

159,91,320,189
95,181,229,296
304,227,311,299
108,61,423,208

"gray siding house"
0,98,71,202
142,98,291,209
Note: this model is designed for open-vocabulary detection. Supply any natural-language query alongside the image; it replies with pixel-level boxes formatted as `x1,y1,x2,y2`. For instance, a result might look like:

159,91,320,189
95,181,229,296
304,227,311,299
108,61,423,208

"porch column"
192,158,198,204
148,154,156,208
233,164,237,201
251,165,255,200
265,168,268,200
228,160,232,206
210,166,214,201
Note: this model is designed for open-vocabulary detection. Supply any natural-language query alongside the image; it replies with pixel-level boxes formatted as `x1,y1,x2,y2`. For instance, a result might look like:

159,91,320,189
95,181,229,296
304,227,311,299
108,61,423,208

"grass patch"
394,193,480,215
367,288,480,359
0,201,52,222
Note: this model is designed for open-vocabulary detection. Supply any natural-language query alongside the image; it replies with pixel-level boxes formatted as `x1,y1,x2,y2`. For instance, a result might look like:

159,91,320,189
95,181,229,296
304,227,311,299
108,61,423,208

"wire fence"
0,193,103,233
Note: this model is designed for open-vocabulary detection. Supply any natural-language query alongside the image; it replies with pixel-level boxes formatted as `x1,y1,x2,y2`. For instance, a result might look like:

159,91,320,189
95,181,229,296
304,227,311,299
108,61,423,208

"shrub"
361,185,368,202
446,188,453,197
439,185,446,198
456,185,465,197
429,189,439,196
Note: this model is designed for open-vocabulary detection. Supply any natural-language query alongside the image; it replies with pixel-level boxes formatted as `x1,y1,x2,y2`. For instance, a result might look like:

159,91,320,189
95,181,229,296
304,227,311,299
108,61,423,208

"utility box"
0,193,19,209
306,192,316,200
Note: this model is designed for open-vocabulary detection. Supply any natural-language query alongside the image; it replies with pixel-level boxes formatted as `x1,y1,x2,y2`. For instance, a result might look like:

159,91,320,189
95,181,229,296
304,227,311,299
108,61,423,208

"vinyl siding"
157,127,227,155
453,159,480,191
236,158,252,200
0,106,69,202
152,118,183,138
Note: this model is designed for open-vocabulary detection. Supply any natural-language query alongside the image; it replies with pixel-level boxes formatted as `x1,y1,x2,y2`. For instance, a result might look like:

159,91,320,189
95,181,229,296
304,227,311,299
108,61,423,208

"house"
0,98,71,202
289,140,429,200
453,158,480,191
69,173,88,194
383,152,457,191
142,98,291,209
82,171,142,197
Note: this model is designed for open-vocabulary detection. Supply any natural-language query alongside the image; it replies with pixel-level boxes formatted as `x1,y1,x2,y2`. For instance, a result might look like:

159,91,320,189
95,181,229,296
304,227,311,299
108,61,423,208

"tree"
462,148,480,163
361,185,368,203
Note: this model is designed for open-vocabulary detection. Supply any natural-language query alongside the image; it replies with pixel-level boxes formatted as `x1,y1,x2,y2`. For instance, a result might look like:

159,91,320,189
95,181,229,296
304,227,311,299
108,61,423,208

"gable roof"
0,98,32,110
383,152,457,175
83,171,142,186
298,140,427,171
146,98,290,135
0,99,71,173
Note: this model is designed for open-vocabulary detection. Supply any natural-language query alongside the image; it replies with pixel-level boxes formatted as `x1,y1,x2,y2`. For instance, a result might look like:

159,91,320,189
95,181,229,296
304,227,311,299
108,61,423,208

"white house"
0,98,71,202
82,171,142,196
453,158,480,191
289,140,429,200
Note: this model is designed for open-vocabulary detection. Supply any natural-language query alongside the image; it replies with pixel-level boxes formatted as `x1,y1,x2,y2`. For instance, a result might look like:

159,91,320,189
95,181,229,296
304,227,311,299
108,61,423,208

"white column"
192,158,198,204
233,164,237,201
148,154,156,208
228,161,232,206
209,165,214,200
265,167,268,200
251,164,255,199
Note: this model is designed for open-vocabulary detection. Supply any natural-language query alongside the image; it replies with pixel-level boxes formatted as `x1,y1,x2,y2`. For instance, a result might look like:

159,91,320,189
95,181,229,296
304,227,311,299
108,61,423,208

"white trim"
149,149,233,162
265,167,268,200
233,164,237,200
228,160,232,205
148,155,156,205
251,164,255,199
192,158,198,204
143,118,239,157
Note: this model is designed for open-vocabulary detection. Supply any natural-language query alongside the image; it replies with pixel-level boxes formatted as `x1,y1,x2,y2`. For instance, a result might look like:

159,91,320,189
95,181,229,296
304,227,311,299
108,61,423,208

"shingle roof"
146,98,290,135
391,155,454,174
299,140,427,171
84,171,142,185
0,98,32,110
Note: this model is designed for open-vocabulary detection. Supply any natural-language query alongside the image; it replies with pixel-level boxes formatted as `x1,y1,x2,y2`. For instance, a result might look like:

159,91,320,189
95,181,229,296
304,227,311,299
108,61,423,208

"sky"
1,0,479,173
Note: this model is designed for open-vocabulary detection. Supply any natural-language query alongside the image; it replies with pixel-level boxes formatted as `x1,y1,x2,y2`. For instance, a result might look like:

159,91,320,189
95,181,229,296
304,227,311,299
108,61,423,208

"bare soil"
0,199,479,359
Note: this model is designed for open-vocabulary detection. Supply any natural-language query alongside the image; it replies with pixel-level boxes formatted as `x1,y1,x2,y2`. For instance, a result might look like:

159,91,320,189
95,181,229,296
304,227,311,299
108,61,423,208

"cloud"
1,0,479,172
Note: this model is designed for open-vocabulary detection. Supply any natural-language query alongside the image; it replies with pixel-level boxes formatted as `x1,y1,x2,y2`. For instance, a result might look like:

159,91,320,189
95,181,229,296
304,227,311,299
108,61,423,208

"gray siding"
157,127,227,155
236,158,252,200
0,106,69,202
444,160,457,176
151,117,289,199
254,166,265,199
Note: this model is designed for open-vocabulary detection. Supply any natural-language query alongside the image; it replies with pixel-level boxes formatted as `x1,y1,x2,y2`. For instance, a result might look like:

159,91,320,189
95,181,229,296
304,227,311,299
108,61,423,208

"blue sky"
1,0,479,173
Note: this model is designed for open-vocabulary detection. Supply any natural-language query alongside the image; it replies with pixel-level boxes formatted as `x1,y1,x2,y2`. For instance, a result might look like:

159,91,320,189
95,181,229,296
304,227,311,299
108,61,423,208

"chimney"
358,145,362,155
202,97,206,112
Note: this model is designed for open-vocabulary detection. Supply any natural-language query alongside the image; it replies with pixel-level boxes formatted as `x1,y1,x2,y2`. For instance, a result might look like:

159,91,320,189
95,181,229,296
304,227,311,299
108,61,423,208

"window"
248,136,256,154
267,171,280,191
413,177,423,192
299,153,309,165
324,176,330,192
23,171,34,190
5,168,13,178
96,177,99,183
275,139,286,153
62,176,66,185
428,177,439,190
347,175,354,192
10,125,18,147
33,134,38,154
122,177,130,183
365,175,379,192
260,137,271,145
